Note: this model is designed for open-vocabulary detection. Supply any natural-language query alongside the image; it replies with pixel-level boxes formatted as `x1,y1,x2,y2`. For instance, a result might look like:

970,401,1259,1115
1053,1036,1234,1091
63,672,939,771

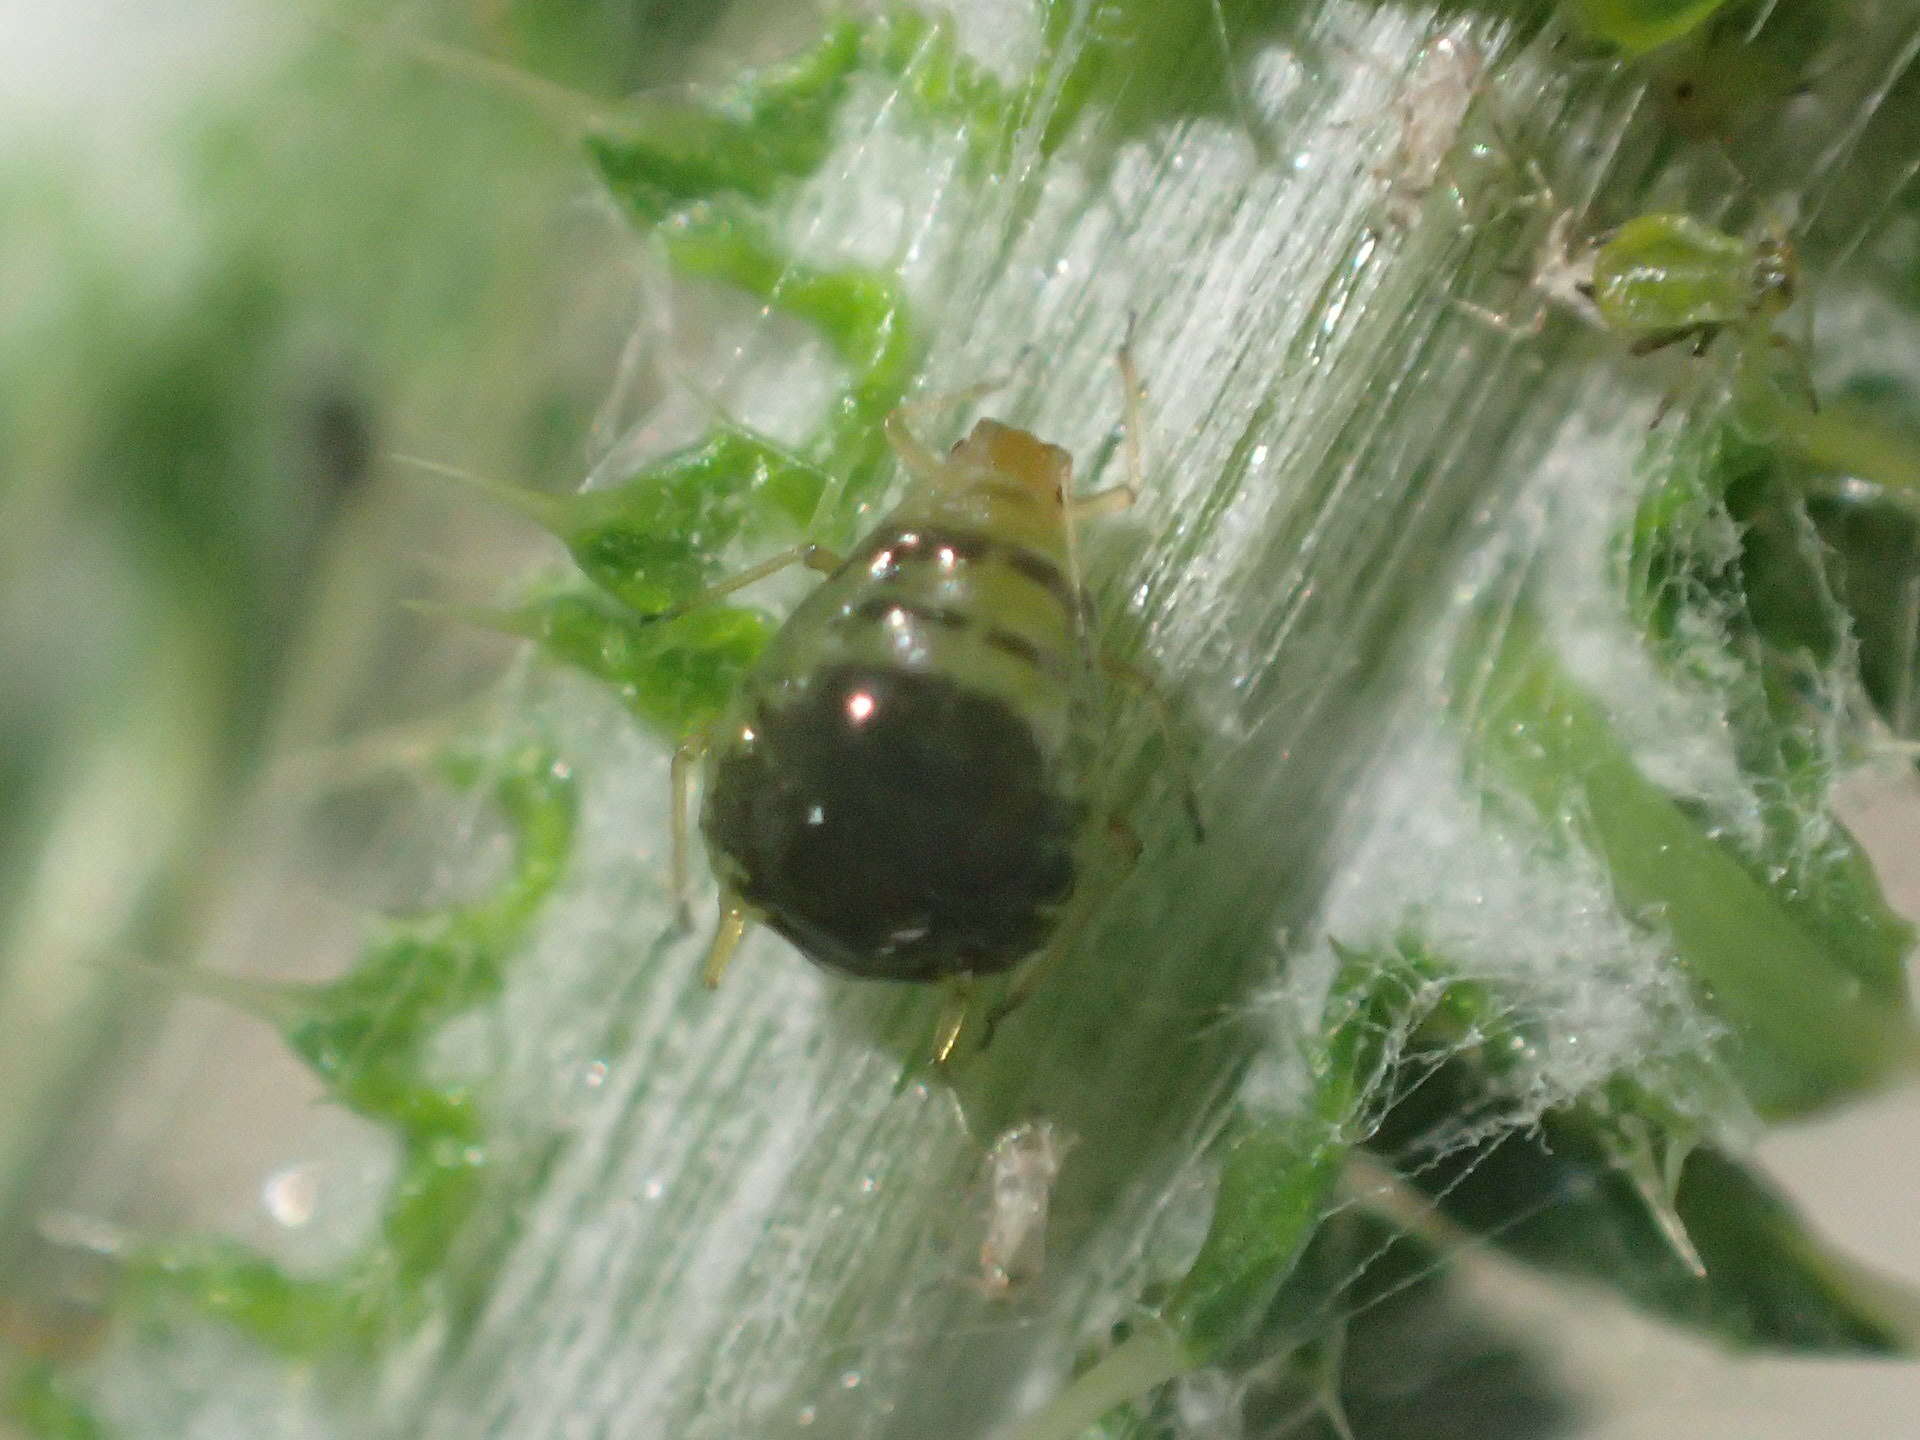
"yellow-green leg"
645,542,843,623
702,897,753,990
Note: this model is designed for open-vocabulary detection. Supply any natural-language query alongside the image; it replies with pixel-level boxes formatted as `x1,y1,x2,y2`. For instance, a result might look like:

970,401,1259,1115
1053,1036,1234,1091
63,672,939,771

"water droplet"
262,1164,319,1228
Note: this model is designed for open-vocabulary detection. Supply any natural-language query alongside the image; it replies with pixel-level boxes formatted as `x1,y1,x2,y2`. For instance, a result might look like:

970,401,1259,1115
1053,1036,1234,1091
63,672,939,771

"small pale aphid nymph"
1376,34,1487,226
670,348,1187,1057
974,1119,1070,1298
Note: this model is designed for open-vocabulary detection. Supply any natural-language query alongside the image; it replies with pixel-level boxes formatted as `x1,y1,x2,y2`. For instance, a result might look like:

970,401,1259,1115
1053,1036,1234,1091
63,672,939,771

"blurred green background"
5,2,1920,1438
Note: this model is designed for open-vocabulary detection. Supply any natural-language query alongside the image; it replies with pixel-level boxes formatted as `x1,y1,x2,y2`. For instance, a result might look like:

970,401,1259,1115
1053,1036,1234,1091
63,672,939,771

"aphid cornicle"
672,353,1167,1056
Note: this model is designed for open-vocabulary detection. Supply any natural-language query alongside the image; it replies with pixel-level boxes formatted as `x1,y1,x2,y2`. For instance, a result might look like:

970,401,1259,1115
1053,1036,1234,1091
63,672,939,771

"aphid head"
1750,235,1798,317
949,419,1074,505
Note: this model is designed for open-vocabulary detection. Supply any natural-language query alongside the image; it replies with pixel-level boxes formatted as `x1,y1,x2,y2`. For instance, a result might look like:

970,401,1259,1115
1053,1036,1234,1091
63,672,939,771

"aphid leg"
932,976,977,1065
1452,295,1548,336
883,408,950,486
884,377,1012,484
1111,318,1149,515
646,543,844,622
1455,204,1597,337
1649,387,1680,431
1628,323,1717,358
669,727,711,932
979,838,1125,1046
1100,654,1207,842
1769,332,1821,413
701,897,753,989
1069,485,1137,519
1060,329,1146,570
1645,330,1723,429
979,928,1080,1049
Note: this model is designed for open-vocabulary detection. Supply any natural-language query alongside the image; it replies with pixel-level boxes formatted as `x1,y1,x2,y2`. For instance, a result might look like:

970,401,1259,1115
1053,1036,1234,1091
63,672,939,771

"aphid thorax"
949,418,1073,500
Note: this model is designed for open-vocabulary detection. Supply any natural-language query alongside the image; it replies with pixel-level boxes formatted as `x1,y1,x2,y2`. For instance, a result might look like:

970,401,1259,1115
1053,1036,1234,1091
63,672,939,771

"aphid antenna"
1203,0,1276,159
318,16,613,134
399,596,540,644
882,376,1018,489
934,1084,985,1148
895,368,1023,430
1699,135,1759,196
668,369,833,485
1114,314,1147,509
1768,330,1821,416
258,708,483,801
657,363,853,534
105,954,306,1030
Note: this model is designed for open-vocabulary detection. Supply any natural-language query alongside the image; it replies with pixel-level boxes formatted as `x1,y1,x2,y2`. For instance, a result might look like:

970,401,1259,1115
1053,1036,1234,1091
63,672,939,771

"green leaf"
1165,953,1403,1357
585,21,864,224
1568,0,1734,54
482,588,774,738
1460,602,1920,1116
1369,1043,1920,1353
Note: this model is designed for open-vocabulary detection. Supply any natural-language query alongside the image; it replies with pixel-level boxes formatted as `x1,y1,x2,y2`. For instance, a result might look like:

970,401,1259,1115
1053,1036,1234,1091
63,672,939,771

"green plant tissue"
7,2,1920,1439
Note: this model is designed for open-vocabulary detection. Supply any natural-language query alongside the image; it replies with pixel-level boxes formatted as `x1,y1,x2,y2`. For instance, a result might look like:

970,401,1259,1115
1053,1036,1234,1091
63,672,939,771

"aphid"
1375,35,1487,227
671,347,1186,1057
1465,205,1814,418
1584,212,1798,357
974,1119,1070,1298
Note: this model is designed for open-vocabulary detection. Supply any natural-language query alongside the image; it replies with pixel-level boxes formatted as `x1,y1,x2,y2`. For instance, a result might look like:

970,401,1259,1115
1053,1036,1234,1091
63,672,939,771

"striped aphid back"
699,419,1102,982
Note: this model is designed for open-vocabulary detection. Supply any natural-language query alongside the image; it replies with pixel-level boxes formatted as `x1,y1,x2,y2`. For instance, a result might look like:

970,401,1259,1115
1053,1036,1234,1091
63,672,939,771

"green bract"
1569,0,1734,54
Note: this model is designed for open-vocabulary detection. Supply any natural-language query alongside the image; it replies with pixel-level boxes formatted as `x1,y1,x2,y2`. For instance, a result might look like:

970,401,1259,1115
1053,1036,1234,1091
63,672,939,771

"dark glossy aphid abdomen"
704,661,1080,980
683,405,1144,1040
